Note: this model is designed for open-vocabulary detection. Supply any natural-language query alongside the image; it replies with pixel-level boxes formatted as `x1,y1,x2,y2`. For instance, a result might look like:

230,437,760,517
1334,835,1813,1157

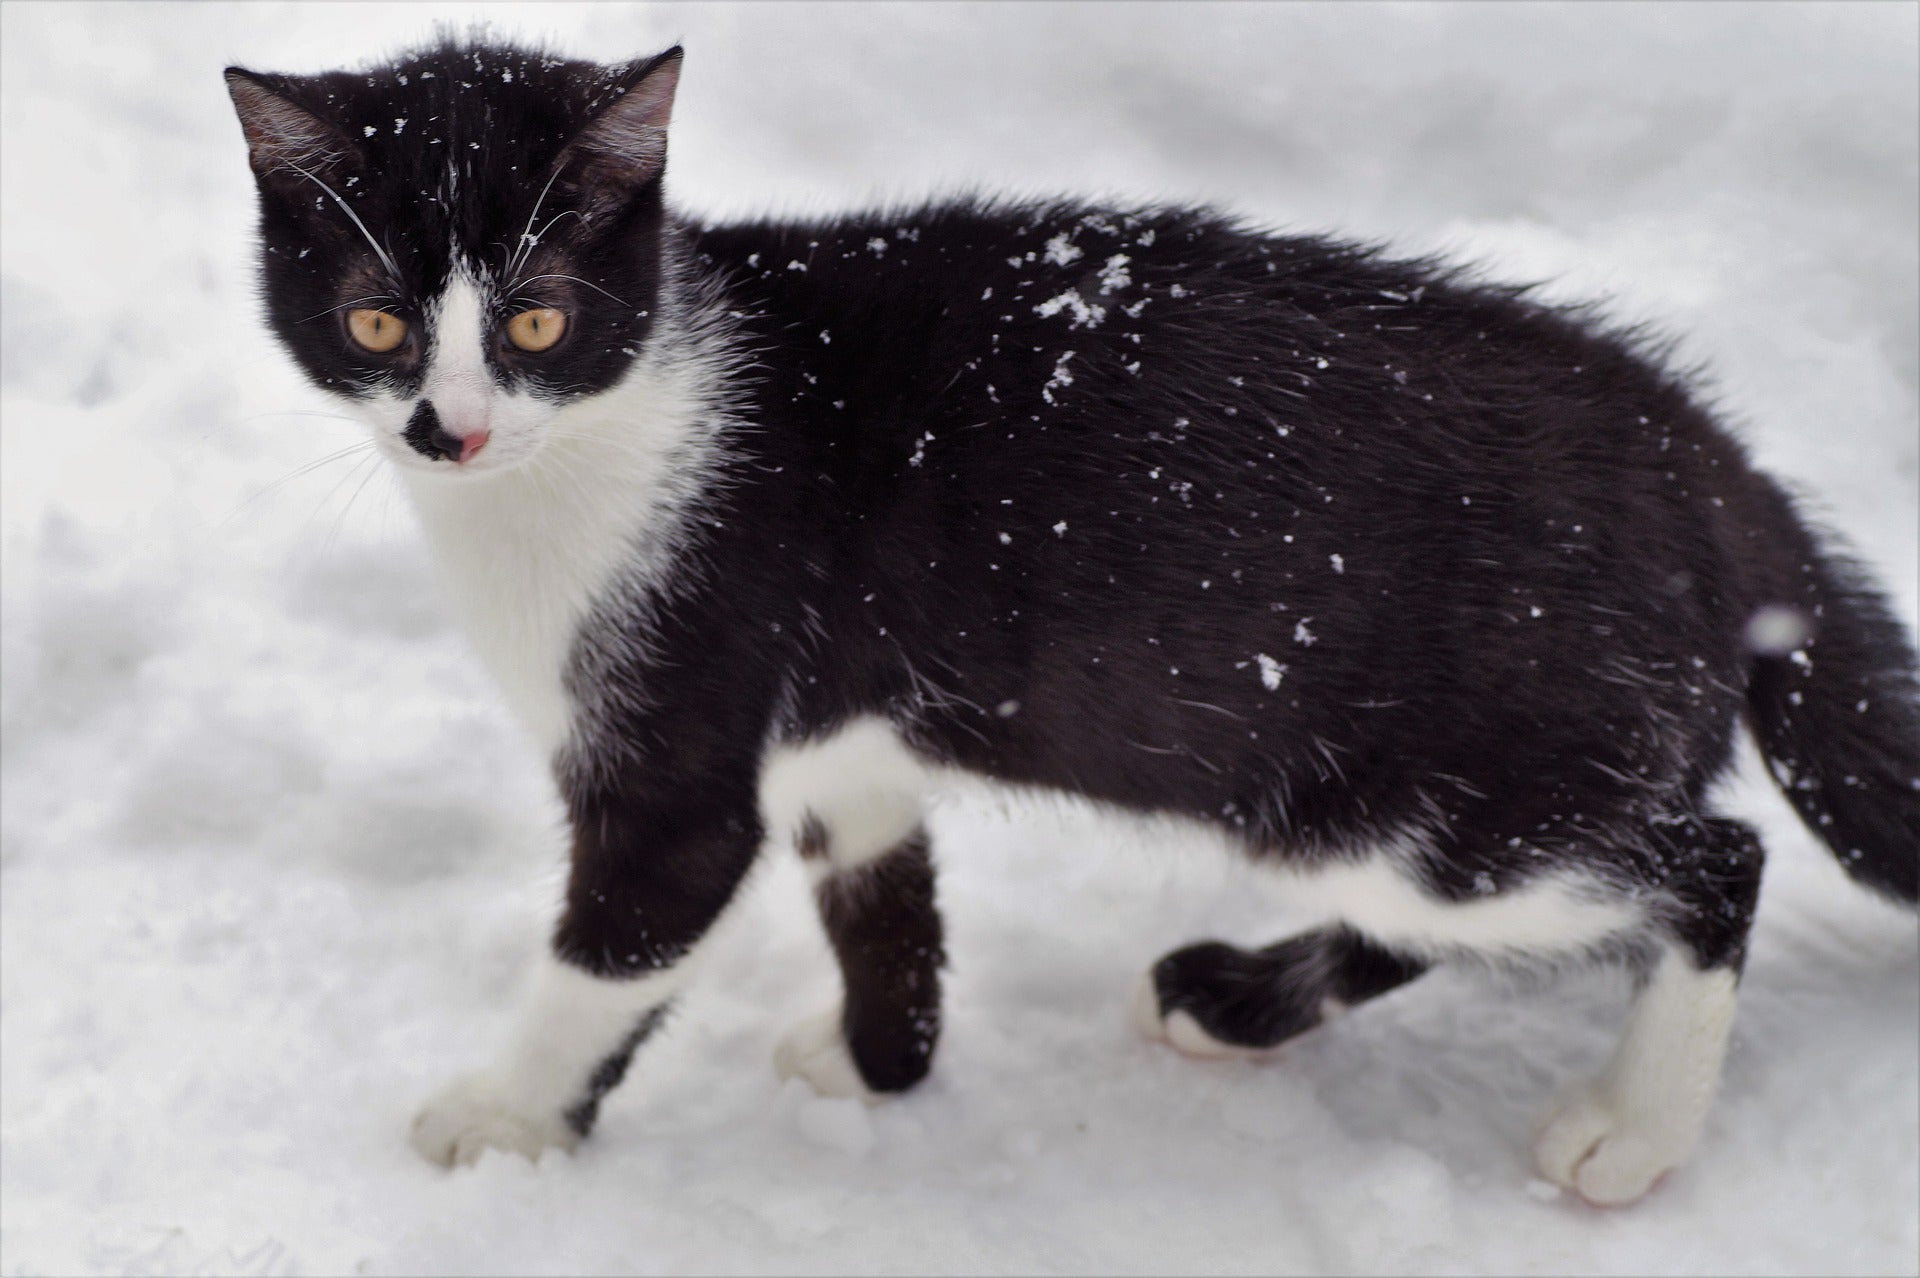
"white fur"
759,716,928,877
1534,948,1739,1204
1262,852,1635,959
411,951,689,1167
1134,838,1635,1062
415,273,508,448
773,1005,882,1102
363,276,732,753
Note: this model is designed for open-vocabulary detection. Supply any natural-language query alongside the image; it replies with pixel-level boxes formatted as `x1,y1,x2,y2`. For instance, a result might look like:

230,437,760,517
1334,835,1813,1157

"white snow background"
2,2,1916,1274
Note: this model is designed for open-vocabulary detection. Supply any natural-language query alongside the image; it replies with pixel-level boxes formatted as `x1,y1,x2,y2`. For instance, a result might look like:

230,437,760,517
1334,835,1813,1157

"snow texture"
3,3,1917,1275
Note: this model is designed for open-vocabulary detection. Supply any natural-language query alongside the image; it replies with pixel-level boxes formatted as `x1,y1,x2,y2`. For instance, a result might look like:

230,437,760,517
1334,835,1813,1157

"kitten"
226,37,1919,1204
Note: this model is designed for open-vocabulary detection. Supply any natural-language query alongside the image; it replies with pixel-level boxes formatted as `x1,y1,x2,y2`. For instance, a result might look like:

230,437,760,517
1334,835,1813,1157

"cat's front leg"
409,956,674,1165
412,789,760,1167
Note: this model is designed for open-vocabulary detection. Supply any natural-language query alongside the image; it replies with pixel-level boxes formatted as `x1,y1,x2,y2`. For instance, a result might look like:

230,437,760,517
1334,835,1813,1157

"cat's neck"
397,273,741,754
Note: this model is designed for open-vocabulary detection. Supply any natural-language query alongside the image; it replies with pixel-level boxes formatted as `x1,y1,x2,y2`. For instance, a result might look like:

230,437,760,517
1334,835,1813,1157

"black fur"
225,43,680,405
403,400,461,461
230,36,1920,1136
817,831,945,1092
563,1004,669,1138
1153,927,1428,1051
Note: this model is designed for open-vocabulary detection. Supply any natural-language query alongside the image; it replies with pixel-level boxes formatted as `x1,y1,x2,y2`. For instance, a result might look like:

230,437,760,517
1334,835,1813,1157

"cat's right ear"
547,47,684,225
224,68,358,186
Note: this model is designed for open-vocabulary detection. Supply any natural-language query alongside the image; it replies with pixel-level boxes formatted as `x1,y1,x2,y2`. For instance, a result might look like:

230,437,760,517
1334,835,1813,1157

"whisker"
296,294,398,325
506,210,587,292
534,430,683,463
201,441,379,532
274,158,402,281
507,165,567,281
512,274,630,306
299,449,380,548
224,409,368,427
323,455,387,558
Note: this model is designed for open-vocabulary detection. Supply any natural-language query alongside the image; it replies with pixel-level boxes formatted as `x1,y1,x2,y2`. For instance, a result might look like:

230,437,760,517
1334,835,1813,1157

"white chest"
399,370,722,756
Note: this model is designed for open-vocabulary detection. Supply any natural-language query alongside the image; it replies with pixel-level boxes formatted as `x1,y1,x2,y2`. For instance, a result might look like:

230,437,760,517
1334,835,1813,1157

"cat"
225,36,1919,1205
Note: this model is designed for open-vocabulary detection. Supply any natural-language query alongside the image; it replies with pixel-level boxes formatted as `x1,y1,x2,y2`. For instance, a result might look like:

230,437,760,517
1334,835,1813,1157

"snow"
1,2,1916,1275
1745,605,1813,657
1043,233,1085,267
1034,288,1106,329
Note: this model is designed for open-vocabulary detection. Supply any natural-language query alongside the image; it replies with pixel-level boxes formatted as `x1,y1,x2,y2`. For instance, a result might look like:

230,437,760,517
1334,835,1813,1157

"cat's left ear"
551,47,683,222
224,68,360,185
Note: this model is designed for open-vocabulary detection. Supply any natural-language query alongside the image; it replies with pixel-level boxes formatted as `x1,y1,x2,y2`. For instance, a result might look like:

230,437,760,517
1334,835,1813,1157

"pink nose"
403,402,492,465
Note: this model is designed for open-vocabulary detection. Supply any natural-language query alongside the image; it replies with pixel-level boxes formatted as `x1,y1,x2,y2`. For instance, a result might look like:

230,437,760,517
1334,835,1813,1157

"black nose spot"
403,400,463,462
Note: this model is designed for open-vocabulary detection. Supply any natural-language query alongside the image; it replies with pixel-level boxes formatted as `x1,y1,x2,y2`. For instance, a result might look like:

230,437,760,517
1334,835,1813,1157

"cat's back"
686,197,1772,781
691,195,1750,583
694,196,1719,480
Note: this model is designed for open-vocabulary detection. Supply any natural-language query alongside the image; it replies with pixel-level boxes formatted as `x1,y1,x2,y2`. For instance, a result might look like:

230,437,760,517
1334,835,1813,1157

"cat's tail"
1744,502,1920,904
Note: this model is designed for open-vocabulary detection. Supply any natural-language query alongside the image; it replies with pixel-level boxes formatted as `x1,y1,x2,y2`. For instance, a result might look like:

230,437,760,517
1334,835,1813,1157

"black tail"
1746,529,1920,903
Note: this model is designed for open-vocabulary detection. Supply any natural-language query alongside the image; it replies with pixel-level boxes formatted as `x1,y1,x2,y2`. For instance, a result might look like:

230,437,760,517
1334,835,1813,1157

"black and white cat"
226,38,1919,1205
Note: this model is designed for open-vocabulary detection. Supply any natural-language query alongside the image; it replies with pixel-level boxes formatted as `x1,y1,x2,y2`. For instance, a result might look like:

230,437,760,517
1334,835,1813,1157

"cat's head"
226,38,682,475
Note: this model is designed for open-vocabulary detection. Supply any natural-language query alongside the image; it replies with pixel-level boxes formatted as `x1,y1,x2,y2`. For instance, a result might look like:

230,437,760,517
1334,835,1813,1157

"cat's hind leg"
1533,815,1763,1205
1133,926,1426,1059
761,718,945,1100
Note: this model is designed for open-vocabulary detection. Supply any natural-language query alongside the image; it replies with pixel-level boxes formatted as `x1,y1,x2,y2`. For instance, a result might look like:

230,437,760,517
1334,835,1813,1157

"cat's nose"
404,401,489,464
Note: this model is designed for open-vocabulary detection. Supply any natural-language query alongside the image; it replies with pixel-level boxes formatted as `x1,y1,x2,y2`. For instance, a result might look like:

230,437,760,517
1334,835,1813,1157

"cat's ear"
550,47,683,222
224,68,359,185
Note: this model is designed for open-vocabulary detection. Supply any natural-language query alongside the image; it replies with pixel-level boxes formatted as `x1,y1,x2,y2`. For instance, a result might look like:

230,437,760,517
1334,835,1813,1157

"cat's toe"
773,1007,880,1102
1129,971,1273,1061
410,1072,578,1168
1533,1086,1682,1206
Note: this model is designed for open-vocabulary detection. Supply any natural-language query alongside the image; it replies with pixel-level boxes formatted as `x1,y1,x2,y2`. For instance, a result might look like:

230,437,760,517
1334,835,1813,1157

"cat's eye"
505,308,567,353
346,309,408,353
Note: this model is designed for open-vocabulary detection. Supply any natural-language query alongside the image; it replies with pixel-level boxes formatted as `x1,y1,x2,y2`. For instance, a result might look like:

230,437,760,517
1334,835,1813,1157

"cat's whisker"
200,440,379,532
274,158,402,282
297,448,382,545
535,427,668,451
322,453,388,558
296,295,400,325
186,408,363,457
513,274,630,306
506,165,567,281
505,210,586,292
226,409,368,427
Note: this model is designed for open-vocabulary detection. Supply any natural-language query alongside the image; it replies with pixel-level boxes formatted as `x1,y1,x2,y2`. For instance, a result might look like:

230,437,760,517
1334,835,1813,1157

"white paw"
1533,1085,1689,1206
410,1072,578,1168
1129,972,1272,1062
774,1007,880,1102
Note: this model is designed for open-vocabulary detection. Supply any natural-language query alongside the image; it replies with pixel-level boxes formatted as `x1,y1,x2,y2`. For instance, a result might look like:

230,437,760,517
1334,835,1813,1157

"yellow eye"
346,309,408,353
505,307,567,353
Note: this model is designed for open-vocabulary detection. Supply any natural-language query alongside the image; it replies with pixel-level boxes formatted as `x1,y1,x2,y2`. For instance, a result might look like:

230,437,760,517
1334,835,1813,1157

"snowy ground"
3,3,1916,1274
